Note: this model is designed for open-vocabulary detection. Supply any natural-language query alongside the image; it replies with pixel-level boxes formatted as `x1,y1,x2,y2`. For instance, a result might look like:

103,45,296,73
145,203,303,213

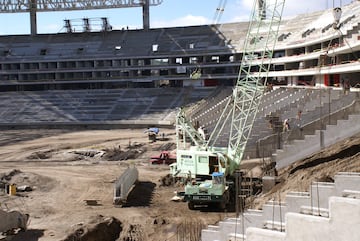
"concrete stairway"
274,113,360,169
201,172,360,241
186,87,359,160
245,195,360,241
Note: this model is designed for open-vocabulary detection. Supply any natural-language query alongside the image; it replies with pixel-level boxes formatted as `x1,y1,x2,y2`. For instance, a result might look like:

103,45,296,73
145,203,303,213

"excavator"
170,0,285,210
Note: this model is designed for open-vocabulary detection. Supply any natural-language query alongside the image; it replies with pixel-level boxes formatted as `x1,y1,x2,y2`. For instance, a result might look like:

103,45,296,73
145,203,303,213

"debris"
84,200,99,206
16,185,32,192
60,215,122,241
73,150,104,158
102,144,146,161
0,169,21,181
171,195,182,202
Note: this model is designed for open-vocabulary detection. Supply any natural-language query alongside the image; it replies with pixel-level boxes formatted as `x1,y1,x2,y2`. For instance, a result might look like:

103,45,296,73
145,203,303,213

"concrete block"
342,189,360,199
285,192,310,213
300,205,329,217
262,202,287,223
263,220,285,232
309,182,336,209
335,172,360,193
227,233,245,241
285,212,329,241
246,227,286,241
206,225,220,231
218,220,244,241
243,210,265,229
201,229,221,241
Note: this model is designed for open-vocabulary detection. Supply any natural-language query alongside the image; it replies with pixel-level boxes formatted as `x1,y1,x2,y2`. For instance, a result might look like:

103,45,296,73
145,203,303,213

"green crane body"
170,0,286,210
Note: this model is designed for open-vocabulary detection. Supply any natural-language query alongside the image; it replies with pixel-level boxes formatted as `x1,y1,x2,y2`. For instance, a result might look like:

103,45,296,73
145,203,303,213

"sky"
0,0,354,35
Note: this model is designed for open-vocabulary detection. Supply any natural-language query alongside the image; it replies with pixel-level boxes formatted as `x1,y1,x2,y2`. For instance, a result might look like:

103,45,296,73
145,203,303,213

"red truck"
149,151,176,165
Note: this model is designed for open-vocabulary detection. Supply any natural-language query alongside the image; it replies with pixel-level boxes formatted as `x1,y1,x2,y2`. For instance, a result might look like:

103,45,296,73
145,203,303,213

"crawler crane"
170,0,285,209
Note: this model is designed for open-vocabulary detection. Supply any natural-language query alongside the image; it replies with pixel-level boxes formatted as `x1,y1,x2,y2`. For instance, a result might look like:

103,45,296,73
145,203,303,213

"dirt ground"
0,128,359,241
0,128,229,241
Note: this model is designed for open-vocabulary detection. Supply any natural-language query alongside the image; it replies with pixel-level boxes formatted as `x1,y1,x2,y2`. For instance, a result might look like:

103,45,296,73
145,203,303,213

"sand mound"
61,215,122,241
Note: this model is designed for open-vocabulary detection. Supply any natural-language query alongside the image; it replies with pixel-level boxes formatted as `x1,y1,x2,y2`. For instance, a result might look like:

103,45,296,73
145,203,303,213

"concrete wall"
245,197,360,241
334,172,360,193
113,166,138,205
275,113,360,169
201,172,360,241
287,197,360,241
246,228,285,241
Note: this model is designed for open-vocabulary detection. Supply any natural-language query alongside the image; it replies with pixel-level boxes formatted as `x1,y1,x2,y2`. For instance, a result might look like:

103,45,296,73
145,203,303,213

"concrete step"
300,206,329,218
342,190,360,199
263,220,285,232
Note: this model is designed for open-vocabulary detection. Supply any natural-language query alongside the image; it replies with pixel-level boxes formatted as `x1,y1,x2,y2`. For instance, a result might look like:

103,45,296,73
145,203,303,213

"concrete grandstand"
0,1,360,241
0,0,359,156
1,2,360,88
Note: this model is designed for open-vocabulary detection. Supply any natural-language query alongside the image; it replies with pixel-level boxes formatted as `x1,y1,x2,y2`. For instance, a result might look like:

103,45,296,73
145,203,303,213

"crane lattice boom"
198,0,285,166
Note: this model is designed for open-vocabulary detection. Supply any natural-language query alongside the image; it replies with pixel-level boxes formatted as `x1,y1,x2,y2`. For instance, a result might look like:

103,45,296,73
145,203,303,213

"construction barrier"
113,166,138,206
4,184,17,196
9,184,16,196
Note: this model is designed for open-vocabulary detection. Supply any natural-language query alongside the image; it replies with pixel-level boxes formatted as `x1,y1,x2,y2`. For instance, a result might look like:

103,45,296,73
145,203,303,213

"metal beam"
2,0,163,35
0,0,163,13
142,0,149,30
30,0,37,35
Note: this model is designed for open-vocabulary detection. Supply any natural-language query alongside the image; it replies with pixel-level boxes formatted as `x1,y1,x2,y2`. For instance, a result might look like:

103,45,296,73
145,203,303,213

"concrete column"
142,0,150,30
30,0,37,35
315,75,324,87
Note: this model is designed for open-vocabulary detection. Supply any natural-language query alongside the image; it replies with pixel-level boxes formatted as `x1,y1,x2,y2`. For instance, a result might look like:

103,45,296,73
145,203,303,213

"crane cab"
172,149,227,179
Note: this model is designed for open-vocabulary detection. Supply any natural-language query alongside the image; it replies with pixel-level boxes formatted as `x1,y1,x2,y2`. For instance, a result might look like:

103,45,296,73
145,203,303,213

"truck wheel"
188,201,195,210
5,229,15,236
219,201,226,210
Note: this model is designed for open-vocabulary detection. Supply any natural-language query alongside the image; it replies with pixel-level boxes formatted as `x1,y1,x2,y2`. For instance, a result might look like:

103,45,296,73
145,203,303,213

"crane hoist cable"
333,0,343,7
163,0,231,80
190,0,229,79
331,1,358,60
212,0,228,25
163,32,202,79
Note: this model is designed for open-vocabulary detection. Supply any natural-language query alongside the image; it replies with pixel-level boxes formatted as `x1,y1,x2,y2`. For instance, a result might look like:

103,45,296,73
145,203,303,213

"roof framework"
0,0,163,35
0,0,163,12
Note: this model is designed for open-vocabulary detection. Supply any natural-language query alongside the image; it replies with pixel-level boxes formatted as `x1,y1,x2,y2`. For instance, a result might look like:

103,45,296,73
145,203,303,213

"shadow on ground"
122,181,156,207
1,229,45,241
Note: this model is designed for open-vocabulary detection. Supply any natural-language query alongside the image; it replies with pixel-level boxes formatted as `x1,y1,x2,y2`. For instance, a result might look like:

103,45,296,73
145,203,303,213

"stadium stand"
0,0,359,162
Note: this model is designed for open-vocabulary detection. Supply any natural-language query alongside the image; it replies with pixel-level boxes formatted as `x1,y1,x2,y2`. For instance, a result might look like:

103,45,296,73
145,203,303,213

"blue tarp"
145,127,159,134
212,172,224,177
